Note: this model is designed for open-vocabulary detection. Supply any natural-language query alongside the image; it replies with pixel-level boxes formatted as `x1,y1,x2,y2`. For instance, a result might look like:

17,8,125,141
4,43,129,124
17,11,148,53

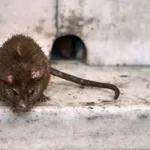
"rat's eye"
29,89,35,95
13,88,19,95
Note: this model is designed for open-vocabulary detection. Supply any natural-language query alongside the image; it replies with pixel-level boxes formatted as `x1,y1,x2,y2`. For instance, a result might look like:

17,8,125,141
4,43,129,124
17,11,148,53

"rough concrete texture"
0,0,56,56
0,0,150,66
0,61,150,150
57,0,150,66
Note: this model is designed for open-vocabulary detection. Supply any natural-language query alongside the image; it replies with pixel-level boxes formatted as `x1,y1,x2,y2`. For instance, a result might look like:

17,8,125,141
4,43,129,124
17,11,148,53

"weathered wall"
57,0,150,66
0,0,56,56
0,0,150,65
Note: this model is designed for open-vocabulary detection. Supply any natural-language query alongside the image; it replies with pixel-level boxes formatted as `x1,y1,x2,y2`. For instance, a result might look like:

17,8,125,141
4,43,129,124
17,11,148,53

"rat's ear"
0,75,13,85
31,68,45,79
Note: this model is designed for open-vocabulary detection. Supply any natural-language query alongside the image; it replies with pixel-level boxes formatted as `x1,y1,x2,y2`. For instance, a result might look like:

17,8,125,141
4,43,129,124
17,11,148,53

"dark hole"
50,34,87,62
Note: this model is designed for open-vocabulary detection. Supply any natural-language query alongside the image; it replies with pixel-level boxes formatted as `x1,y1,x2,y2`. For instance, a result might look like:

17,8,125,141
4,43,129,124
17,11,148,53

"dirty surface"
0,0,56,57
0,61,150,150
57,0,150,66
0,60,149,108
43,60,150,108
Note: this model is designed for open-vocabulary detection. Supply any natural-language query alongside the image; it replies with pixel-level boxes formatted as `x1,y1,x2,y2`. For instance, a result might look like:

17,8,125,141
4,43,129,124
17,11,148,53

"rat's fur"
0,34,120,114
0,35,50,113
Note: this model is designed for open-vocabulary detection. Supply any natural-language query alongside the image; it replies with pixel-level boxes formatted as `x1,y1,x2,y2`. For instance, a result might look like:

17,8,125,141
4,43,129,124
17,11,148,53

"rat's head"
0,67,50,113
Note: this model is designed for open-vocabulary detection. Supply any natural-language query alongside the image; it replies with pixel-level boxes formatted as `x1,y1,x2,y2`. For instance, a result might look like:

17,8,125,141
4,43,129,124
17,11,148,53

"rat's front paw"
38,94,51,102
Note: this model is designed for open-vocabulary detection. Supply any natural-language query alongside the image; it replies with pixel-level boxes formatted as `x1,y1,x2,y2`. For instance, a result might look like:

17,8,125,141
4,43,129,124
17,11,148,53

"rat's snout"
18,100,28,112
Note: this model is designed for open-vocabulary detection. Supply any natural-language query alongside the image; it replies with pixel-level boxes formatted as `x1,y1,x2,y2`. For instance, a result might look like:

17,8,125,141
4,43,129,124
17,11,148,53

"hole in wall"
50,34,87,62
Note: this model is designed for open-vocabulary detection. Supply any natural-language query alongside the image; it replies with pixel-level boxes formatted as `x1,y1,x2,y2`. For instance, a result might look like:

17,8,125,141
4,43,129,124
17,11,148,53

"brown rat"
0,34,50,113
0,34,120,114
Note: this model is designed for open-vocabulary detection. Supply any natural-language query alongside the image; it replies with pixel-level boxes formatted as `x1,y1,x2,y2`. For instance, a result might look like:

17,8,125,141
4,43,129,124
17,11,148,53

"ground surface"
44,60,150,108
0,61,150,150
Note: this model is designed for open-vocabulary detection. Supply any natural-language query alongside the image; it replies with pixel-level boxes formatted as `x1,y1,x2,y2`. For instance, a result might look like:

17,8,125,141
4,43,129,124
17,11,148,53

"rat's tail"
50,67,120,100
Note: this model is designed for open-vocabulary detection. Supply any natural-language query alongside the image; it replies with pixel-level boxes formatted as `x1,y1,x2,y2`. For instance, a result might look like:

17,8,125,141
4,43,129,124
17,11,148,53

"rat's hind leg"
37,94,51,102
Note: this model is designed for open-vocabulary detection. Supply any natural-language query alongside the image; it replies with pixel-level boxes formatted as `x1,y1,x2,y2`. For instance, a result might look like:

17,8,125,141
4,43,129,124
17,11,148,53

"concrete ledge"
0,106,150,150
0,61,150,150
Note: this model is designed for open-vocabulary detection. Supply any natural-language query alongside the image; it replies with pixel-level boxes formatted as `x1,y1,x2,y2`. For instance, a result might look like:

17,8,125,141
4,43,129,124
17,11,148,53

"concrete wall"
0,0,150,65
58,0,150,66
0,0,56,56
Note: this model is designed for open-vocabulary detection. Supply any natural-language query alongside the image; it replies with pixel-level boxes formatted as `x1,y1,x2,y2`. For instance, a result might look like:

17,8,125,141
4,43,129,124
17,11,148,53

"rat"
51,35,86,61
0,34,120,113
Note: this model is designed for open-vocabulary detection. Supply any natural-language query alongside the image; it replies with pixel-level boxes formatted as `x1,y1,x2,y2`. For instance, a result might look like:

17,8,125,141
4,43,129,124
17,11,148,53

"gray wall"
0,0,150,66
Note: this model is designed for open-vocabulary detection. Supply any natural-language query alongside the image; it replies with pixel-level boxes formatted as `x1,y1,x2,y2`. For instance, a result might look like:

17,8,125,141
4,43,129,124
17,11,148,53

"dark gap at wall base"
50,34,87,63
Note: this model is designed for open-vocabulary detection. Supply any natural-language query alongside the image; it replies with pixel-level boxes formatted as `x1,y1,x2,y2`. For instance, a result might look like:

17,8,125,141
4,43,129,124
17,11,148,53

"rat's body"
0,35,50,113
0,34,120,113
